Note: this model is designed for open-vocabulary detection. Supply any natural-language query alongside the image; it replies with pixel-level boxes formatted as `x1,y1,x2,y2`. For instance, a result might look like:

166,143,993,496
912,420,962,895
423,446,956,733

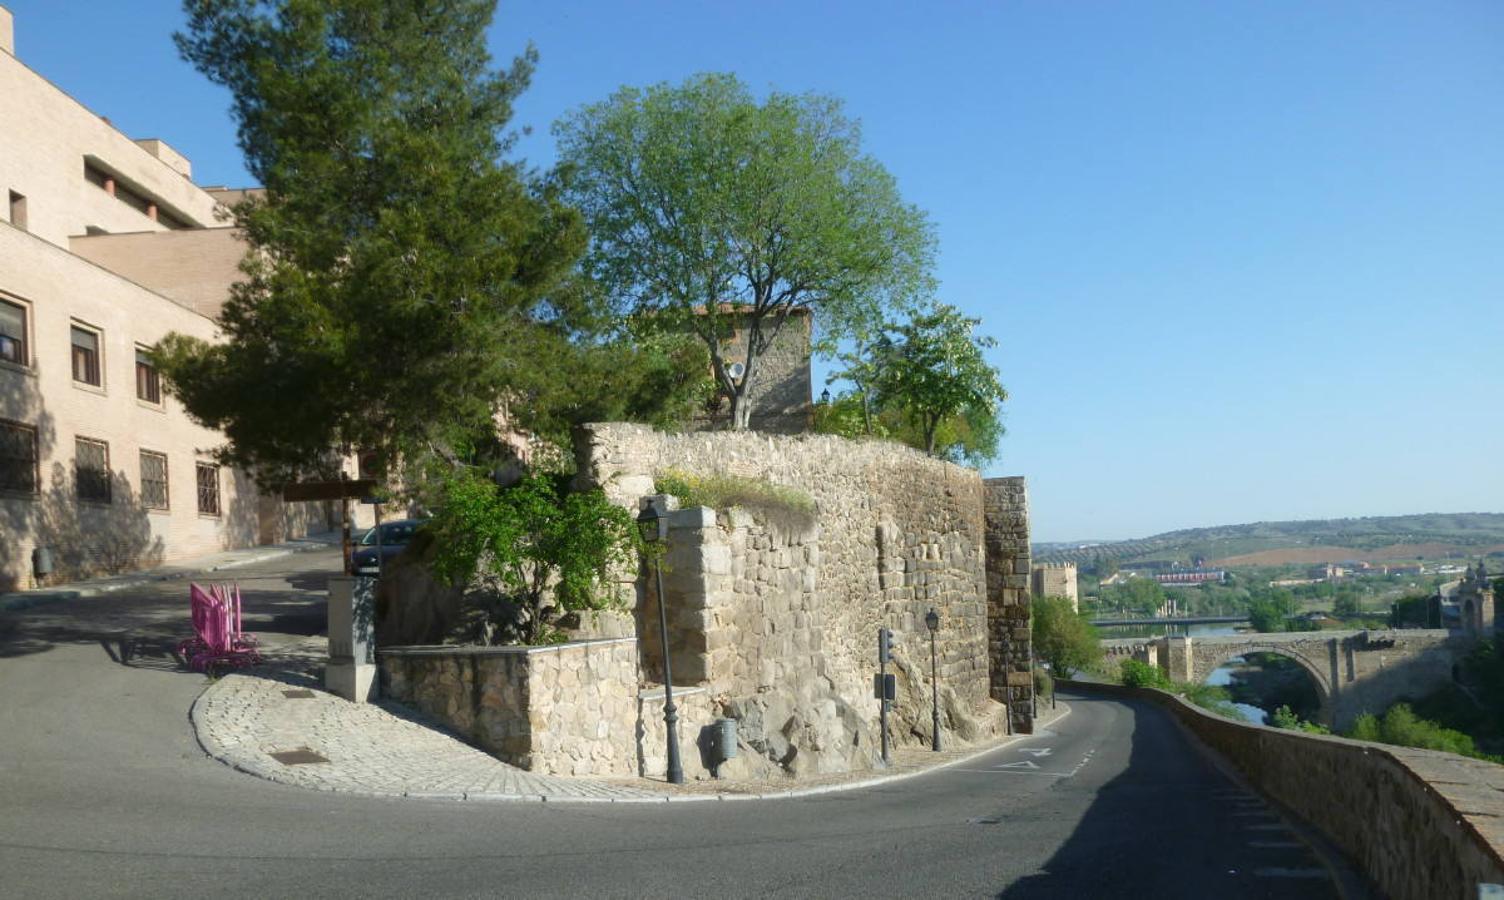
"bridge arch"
1189,641,1335,726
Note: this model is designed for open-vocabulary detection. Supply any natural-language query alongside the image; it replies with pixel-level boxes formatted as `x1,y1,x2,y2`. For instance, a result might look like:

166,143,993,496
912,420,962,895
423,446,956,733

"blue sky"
7,1,1502,541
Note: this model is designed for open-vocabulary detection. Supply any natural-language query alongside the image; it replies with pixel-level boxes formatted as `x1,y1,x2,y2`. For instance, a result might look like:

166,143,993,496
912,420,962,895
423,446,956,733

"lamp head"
925,608,940,633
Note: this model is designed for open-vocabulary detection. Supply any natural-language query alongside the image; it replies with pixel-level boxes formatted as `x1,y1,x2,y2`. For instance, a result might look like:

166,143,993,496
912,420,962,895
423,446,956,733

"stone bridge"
1102,629,1465,730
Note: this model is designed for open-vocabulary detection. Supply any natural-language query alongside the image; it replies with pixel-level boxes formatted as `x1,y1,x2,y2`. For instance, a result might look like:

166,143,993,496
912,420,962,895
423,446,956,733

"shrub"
654,469,815,520
1270,705,1330,734
1120,659,1171,690
427,469,639,645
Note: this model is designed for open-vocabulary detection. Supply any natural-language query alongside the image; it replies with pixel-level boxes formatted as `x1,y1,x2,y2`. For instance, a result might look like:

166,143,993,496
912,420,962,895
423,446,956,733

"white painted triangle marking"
995,760,1041,769
1018,748,1052,757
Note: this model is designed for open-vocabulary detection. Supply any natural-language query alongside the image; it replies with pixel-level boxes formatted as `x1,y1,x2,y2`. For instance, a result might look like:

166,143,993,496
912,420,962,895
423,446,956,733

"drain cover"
269,748,329,766
281,689,316,699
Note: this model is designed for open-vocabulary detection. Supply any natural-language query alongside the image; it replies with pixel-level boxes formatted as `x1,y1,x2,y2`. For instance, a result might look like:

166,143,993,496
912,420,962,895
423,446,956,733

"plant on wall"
426,469,639,645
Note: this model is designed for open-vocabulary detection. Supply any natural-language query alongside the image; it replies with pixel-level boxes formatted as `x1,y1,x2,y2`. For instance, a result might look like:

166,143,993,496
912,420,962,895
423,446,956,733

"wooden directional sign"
280,479,377,502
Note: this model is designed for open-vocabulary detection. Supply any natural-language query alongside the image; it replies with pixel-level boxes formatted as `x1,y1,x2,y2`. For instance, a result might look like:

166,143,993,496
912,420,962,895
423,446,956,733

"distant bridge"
1101,629,1464,729
1090,615,1249,627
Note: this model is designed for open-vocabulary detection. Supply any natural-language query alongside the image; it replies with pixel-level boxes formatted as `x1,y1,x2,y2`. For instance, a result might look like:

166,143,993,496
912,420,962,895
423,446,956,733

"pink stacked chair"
177,583,260,672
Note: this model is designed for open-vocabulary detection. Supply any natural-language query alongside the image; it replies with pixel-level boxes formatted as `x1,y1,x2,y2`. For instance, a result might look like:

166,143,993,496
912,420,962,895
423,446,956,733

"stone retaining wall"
577,423,1019,776
379,639,640,777
1065,680,1504,900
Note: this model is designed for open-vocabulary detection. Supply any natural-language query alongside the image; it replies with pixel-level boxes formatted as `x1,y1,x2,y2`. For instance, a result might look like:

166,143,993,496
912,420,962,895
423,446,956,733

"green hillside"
1034,513,1504,568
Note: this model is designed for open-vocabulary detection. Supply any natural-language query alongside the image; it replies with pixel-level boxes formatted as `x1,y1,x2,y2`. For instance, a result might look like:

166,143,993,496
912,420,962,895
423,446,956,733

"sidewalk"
190,662,1070,804
0,532,343,611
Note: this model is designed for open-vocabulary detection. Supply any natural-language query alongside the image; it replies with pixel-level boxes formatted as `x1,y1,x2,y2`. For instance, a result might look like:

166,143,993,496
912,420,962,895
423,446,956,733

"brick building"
0,6,327,591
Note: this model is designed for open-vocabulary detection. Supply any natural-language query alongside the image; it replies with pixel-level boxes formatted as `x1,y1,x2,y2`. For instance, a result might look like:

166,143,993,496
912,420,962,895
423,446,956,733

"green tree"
160,0,595,486
867,305,1007,462
426,470,639,645
1333,591,1361,618
554,73,936,430
1032,596,1102,678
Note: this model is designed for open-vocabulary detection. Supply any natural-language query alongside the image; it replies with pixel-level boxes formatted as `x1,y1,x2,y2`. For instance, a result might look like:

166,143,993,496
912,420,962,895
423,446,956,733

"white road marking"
996,760,1041,770
1018,748,1052,757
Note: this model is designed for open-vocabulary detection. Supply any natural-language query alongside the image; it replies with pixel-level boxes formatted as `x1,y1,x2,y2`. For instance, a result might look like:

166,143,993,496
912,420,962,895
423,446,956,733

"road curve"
0,553,1342,899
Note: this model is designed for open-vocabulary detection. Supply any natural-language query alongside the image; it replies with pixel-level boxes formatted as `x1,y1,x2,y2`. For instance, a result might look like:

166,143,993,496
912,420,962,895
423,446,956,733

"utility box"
326,576,377,702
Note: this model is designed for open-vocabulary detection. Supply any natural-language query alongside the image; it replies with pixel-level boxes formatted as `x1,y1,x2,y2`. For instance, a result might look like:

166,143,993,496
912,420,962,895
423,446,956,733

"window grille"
75,437,111,503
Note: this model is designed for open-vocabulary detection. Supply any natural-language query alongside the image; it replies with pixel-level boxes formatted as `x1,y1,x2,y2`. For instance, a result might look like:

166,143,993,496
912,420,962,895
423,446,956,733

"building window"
0,299,26,366
0,420,39,496
196,462,220,516
140,451,169,510
136,348,161,404
7,191,26,231
71,325,101,386
75,437,111,504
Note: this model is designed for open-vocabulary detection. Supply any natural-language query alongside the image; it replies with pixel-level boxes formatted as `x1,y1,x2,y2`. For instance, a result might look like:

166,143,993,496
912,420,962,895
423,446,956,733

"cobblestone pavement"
193,655,1070,803
192,664,662,801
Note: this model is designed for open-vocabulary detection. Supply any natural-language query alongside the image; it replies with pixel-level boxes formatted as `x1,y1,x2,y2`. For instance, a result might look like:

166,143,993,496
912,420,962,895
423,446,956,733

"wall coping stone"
378,637,638,658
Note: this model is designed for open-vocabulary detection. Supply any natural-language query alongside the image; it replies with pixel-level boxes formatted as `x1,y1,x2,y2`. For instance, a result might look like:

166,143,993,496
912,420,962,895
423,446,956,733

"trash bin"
32,546,53,578
716,718,738,762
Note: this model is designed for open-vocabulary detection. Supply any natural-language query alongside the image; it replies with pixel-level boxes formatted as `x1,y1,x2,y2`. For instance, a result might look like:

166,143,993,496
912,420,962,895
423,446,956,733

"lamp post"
925,607,941,752
637,500,684,785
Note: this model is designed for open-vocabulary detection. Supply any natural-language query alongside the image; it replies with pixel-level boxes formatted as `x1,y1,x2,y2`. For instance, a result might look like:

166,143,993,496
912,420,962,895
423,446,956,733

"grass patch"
654,469,816,522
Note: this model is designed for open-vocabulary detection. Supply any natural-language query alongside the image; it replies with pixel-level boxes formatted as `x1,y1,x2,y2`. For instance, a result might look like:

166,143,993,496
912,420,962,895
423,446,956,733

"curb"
189,673,1072,805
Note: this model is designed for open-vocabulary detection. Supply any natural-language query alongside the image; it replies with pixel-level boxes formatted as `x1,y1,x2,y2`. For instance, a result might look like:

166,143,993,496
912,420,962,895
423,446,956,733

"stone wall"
577,423,1019,776
379,639,641,777
984,477,1034,733
689,311,812,435
1067,681,1504,900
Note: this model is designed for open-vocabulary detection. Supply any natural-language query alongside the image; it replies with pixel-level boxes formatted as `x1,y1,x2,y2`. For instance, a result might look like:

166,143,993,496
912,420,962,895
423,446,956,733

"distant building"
0,8,329,590
1308,564,1349,580
1154,569,1225,586
1031,562,1078,610
686,306,813,435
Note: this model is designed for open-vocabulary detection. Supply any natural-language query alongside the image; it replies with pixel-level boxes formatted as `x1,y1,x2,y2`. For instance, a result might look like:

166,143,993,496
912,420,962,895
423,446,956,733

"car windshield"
360,522,418,546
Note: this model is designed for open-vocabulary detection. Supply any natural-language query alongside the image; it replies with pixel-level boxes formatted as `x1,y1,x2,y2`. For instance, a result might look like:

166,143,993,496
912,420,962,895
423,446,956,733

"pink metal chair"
177,583,260,672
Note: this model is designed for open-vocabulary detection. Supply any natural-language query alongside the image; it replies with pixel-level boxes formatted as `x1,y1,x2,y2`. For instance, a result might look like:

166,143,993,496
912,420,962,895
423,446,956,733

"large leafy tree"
158,0,589,485
872,305,1007,460
817,304,1006,463
1032,596,1102,678
553,73,936,430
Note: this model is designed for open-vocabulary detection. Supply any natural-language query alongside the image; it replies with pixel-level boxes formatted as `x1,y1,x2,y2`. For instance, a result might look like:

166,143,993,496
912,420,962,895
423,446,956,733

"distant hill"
1033,513,1504,569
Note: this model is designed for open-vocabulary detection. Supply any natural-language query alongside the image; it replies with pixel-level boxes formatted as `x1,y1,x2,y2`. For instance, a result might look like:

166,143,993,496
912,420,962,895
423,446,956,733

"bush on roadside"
1119,659,1172,690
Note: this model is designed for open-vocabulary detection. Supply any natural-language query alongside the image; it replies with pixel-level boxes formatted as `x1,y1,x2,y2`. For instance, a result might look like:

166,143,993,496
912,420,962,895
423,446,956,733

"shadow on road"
997,694,1339,899
0,557,338,672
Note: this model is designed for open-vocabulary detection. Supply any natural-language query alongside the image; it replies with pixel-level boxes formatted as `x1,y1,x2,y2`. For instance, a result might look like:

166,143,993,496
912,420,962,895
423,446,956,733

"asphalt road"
0,551,1347,899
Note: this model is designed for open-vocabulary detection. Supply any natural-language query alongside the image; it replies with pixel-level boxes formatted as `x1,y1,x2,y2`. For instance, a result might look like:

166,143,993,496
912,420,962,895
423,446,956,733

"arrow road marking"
1018,748,1052,757
995,760,1041,769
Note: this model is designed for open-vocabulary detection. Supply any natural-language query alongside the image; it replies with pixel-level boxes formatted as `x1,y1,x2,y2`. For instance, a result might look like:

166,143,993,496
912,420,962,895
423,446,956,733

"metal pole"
879,629,890,766
373,501,383,579
930,629,941,752
654,559,684,785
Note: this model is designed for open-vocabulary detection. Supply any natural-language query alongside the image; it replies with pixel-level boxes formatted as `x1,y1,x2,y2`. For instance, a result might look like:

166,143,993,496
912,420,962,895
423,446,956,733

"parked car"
351,519,427,575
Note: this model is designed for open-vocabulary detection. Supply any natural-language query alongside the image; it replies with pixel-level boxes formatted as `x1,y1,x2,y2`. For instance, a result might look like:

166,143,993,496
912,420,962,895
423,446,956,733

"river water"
1098,622,1267,725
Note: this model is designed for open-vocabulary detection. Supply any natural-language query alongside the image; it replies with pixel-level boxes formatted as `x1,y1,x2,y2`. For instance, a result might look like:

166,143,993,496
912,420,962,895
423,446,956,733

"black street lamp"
819,388,831,405
637,500,684,785
925,607,941,752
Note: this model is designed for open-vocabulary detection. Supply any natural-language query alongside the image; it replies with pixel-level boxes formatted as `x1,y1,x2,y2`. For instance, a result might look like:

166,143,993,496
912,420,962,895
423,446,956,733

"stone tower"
1457,562,1496,639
